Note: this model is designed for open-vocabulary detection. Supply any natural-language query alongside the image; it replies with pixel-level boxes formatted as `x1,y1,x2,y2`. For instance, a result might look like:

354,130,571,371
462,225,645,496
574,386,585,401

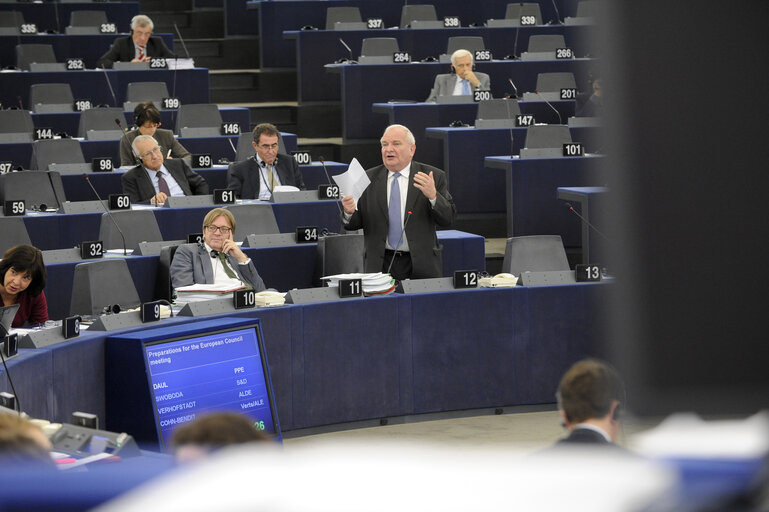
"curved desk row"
3,281,605,433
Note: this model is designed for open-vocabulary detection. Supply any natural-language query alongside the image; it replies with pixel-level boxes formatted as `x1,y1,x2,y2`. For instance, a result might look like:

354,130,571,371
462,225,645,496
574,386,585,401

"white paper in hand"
332,158,371,204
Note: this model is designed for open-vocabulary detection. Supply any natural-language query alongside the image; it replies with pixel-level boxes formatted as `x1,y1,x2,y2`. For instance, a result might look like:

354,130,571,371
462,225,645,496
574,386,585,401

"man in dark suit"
121,134,208,204
170,208,266,291
426,49,491,102
97,14,175,69
341,124,456,280
554,359,626,447
226,123,306,200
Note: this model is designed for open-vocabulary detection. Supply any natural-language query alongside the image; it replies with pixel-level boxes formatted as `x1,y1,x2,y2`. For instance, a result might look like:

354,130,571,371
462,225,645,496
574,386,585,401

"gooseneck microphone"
564,202,609,241
173,23,192,59
318,155,344,217
227,137,238,158
83,174,128,255
386,210,412,277
338,37,354,62
507,78,519,99
114,118,128,133
550,0,562,24
535,91,563,124
100,65,118,107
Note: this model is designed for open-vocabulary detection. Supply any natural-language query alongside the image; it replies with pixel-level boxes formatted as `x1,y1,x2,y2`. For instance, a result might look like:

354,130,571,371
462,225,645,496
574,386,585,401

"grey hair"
383,124,415,145
131,15,154,31
450,48,473,66
132,134,158,158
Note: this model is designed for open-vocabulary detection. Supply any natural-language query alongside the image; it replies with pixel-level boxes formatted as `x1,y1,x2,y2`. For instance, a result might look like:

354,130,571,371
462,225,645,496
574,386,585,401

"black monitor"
0,304,19,337
106,317,281,450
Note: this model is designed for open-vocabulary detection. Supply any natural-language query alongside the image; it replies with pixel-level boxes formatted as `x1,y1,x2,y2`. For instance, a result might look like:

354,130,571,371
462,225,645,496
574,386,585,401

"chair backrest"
235,131,287,161
16,44,57,70
0,218,32,255
504,3,543,24
69,259,141,316
155,243,182,301
501,235,570,275
0,110,34,143
124,81,169,109
30,83,75,113
446,36,486,56
400,4,437,28
69,10,108,27
535,72,577,93
576,0,598,17
0,171,66,210
314,234,364,285
360,37,399,56
476,98,521,120
0,11,24,29
325,7,362,29
77,106,125,139
527,34,567,53
174,103,224,137
30,139,85,170
523,125,572,148
98,210,163,250
226,204,280,240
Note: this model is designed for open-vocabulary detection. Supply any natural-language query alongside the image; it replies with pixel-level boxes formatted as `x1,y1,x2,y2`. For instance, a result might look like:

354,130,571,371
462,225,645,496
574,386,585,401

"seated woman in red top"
0,245,48,328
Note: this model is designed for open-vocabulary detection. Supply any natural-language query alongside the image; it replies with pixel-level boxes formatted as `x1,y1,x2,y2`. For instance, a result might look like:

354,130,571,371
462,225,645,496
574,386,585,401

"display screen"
143,326,278,448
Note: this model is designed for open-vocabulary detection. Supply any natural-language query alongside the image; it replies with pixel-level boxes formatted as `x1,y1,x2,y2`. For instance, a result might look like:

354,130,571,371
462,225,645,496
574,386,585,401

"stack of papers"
175,282,246,302
322,272,396,295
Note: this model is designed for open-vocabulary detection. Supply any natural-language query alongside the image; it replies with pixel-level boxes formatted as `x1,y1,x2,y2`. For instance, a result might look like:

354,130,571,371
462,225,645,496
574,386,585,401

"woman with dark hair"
119,101,191,167
0,245,48,328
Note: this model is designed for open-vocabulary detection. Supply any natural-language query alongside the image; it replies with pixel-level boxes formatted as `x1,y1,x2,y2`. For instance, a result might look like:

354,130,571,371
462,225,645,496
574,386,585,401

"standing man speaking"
341,124,456,280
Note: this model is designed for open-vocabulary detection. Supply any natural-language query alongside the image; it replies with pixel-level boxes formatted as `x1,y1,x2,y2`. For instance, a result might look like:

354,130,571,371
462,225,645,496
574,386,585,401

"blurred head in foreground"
170,412,272,463
0,414,54,468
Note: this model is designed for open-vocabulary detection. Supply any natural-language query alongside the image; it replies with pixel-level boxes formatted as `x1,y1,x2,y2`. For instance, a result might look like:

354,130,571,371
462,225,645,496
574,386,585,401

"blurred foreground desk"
42,229,484,320
485,155,605,243
5,282,606,433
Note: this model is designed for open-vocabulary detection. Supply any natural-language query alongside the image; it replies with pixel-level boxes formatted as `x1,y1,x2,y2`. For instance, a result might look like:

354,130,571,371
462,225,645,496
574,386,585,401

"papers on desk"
332,157,370,202
322,272,396,295
175,283,246,302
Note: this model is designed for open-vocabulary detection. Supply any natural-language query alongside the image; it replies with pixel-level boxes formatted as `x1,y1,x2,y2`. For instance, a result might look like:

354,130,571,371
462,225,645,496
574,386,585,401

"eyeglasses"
140,145,163,159
257,143,279,151
204,225,232,234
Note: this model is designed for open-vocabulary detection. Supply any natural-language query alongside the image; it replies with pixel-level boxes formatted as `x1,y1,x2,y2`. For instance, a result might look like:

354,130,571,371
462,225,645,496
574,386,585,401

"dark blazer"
226,155,306,199
119,128,191,167
426,72,491,102
97,35,175,69
121,159,209,204
344,161,456,278
170,243,266,292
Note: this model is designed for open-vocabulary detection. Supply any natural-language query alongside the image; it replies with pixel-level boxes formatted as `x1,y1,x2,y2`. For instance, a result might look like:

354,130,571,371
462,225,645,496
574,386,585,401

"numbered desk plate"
295,226,318,243
516,114,535,127
141,301,162,323
221,123,240,135
162,97,181,109
234,289,256,309
453,270,479,289
291,151,311,165
150,58,168,69
3,200,25,216
34,128,53,140
63,316,81,339
444,16,460,28
393,51,411,63
366,18,383,29
80,240,104,259
92,157,115,172
339,279,362,298
318,184,339,200
563,143,585,157
575,264,602,282
109,194,130,210
73,99,92,111
0,162,13,174
474,49,492,62
66,58,86,71
192,153,212,168
214,188,236,204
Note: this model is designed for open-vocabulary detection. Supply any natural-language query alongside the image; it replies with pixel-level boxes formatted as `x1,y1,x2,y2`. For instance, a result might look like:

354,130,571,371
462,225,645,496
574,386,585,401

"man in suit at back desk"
122,134,209,205
97,14,175,69
226,123,306,201
341,124,456,281
426,49,491,103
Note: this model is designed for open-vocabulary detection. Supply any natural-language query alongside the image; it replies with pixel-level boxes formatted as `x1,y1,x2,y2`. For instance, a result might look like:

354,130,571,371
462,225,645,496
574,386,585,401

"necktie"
388,172,402,249
138,46,145,61
267,163,277,190
156,171,171,195
218,252,252,290
462,79,471,95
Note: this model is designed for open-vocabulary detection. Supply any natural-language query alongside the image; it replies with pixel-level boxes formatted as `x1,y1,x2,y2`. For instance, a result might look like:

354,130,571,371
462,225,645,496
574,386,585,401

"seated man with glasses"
170,208,266,291
122,134,209,204
226,123,306,200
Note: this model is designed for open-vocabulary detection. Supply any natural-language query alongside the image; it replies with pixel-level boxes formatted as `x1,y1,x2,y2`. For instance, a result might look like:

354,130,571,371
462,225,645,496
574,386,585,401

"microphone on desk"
550,0,563,24
511,24,521,59
535,91,563,125
386,210,412,278
83,174,128,256
114,118,128,134
173,23,192,59
227,137,238,158
507,78,519,99
100,65,118,107
337,37,356,63
564,202,609,241
504,97,515,158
